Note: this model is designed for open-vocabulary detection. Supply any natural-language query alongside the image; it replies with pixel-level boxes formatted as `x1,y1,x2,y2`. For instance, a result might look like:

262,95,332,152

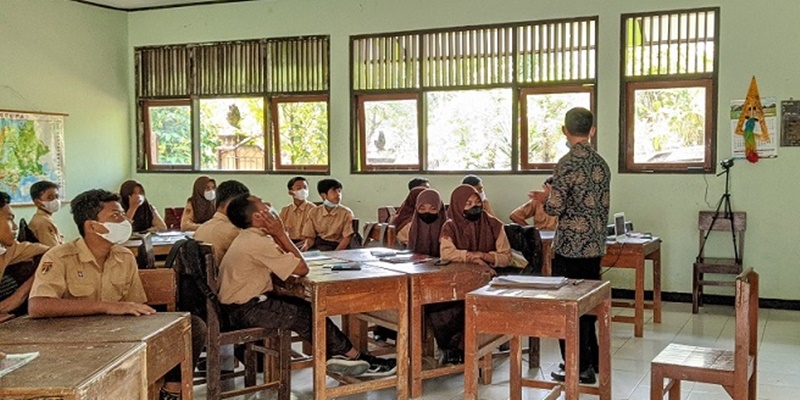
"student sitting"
194,180,250,266
407,189,447,257
279,176,315,250
28,181,65,246
220,194,396,377
461,174,497,218
180,176,216,231
27,189,206,400
432,184,512,365
120,180,167,233
0,191,49,315
407,177,430,191
301,179,355,251
391,186,426,247
510,176,558,230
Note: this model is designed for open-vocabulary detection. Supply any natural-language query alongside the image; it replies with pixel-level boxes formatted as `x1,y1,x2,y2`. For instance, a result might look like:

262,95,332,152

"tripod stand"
697,164,740,263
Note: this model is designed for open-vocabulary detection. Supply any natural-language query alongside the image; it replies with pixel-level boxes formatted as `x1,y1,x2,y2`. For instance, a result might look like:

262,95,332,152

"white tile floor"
193,302,800,399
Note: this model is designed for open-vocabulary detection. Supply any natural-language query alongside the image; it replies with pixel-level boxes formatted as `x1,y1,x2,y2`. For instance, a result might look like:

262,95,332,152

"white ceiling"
75,0,258,11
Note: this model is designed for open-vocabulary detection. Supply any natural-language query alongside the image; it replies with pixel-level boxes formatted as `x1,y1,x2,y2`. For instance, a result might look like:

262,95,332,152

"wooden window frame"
270,95,330,172
519,85,596,171
142,99,193,171
619,8,719,174
622,78,715,173
356,93,422,172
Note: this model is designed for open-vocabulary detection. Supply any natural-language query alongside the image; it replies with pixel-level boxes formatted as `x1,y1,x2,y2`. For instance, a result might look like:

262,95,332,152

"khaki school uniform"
28,209,64,247
1,241,49,277
301,205,355,243
440,229,513,267
280,200,316,242
510,199,559,231
180,201,201,231
194,212,240,266
218,228,300,305
28,238,147,303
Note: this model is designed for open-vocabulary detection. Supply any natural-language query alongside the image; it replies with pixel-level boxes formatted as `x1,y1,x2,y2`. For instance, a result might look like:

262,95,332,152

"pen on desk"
572,279,584,285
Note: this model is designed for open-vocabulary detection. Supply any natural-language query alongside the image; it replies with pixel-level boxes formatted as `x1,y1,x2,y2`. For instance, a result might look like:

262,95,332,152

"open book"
0,351,39,378
489,276,569,289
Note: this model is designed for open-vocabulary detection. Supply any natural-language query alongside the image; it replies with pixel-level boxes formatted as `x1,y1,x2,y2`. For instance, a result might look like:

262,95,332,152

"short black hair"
30,181,59,201
461,175,482,186
216,180,250,209
0,191,10,209
317,178,343,195
564,107,593,136
226,194,257,230
287,176,307,190
407,177,430,191
71,189,121,237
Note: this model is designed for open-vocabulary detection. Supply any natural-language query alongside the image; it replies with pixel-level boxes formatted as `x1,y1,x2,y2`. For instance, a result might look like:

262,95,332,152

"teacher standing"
533,107,610,384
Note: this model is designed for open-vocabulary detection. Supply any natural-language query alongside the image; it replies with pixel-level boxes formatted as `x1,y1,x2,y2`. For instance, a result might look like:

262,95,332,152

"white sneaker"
325,355,370,376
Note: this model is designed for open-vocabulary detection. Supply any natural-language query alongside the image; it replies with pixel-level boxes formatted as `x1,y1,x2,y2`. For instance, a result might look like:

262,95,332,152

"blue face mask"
323,199,338,208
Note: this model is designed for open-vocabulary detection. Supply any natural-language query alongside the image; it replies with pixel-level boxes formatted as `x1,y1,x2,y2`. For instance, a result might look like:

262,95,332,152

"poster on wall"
780,100,800,147
730,98,778,159
0,110,67,204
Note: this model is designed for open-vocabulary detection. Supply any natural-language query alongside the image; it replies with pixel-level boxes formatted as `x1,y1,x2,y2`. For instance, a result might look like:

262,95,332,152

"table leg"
635,259,645,338
510,335,522,400
313,293,327,400
396,282,409,400
565,305,579,400
464,301,479,400
652,248,662,324
528,336,540,369
181,327,193,400
410,302,424,398
598,297,612,400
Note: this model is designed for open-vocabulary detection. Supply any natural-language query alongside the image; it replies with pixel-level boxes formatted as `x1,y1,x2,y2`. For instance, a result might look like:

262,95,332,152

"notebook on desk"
489,276,569,289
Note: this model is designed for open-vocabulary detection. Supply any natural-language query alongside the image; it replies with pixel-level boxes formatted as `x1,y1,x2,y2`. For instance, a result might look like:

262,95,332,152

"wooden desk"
125,232,190,257
465,281,612,400
0,343,146,400
276,258,409,400
328,248,505,398
0,313,193,400
541,232,662,338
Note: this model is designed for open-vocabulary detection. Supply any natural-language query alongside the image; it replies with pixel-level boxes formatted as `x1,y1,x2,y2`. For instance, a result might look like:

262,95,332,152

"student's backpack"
504,224,544,275
16,219,39,243
164,238,219,321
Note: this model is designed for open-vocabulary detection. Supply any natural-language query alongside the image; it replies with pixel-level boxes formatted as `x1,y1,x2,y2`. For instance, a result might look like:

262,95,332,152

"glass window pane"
276,101,329,166
363,99,419,166
147,105,191,165
200,97,265,171
633,87,706,164
525,92,592,164
426,89,512,171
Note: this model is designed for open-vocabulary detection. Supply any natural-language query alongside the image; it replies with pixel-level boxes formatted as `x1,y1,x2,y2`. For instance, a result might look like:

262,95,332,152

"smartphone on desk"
329,262,362,271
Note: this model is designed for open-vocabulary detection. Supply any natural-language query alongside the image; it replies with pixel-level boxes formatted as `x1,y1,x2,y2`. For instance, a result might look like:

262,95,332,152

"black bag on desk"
165,238,219,321
504,223,544,275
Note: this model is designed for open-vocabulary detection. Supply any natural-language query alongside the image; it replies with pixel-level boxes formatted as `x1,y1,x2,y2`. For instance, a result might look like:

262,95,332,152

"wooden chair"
139,269,177,311
361,222,397,248
135,233,156,269
693,211,747,313
377,206,399,223
651,268,758,400
15,218,39,243
164,207,185,231
200,243,291,400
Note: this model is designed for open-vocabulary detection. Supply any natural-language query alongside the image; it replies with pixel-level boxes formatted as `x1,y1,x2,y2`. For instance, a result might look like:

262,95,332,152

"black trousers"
225,293,354,357
551,254,601,371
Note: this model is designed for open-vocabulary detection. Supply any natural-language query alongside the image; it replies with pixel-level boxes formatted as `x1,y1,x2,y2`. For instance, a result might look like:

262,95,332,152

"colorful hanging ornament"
734,76,770,163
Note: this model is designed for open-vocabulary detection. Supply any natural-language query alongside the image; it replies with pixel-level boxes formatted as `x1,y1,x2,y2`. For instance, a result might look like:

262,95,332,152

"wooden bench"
651,268,758,399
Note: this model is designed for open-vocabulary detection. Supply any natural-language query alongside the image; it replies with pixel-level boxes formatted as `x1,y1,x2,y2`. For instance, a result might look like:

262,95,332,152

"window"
620,8,719,173
351,18,597,173
135,37,330,172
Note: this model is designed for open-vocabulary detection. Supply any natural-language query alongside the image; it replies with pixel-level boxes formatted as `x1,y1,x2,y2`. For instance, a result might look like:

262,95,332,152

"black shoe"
159,388,180,400
557,362,599,374
438,349,464,365
358,353,397,377
499,342,510,352
373,327,397,343
550,365,596,385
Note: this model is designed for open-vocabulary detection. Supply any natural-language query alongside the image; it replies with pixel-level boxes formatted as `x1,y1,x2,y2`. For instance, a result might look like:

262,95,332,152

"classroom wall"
125,0,800,300
0,0,130,240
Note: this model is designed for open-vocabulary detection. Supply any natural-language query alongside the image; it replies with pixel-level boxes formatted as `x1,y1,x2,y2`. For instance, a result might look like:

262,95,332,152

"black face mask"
418,212,438,224
463,206,483,221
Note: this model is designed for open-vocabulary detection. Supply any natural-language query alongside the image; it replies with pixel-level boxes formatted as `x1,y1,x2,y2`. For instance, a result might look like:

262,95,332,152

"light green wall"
0,0,129,240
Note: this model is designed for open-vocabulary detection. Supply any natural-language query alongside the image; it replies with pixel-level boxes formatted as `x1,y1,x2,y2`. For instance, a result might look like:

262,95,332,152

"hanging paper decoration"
734,77,770,163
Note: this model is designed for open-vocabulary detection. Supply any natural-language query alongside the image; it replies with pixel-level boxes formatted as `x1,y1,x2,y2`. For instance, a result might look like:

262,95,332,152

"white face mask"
42,199,61,214
0,245,6,256
97,220,133,245
204,190,216,201
293,189,309,201
322,199,338,208
479,191,487,201
138,194,146,204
